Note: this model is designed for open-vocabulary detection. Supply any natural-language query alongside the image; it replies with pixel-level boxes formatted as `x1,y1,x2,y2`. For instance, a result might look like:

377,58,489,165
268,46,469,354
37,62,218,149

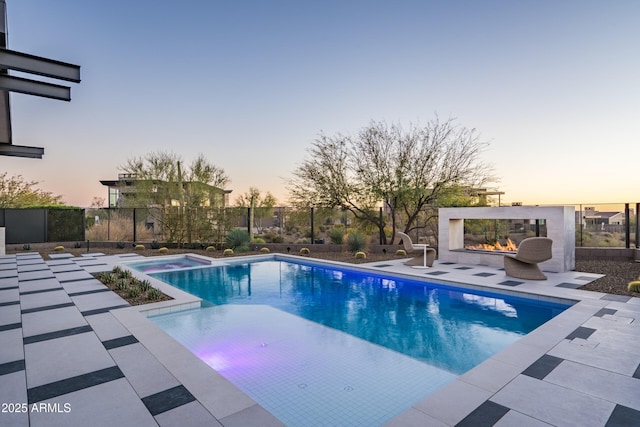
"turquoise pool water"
149,259,569,426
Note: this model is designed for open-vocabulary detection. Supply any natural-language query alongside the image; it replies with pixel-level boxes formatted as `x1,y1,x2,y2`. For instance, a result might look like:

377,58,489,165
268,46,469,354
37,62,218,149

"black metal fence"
1,203,638,248
0,208,84,244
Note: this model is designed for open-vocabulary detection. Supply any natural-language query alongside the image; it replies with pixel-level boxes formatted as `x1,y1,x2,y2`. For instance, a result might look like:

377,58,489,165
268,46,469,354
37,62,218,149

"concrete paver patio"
0,252,638,426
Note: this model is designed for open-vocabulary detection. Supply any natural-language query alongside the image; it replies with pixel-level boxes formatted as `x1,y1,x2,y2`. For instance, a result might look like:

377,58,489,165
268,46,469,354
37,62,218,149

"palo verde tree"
234,187,277,240
287,117,495,244
119,151,230,245
0,173,64,207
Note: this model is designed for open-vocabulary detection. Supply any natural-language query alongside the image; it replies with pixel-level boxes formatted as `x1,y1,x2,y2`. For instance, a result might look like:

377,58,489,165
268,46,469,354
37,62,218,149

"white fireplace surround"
438,206,575,272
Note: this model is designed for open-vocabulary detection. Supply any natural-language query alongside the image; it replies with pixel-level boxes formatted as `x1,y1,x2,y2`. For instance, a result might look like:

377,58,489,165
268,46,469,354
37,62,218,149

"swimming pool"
148,258,569,426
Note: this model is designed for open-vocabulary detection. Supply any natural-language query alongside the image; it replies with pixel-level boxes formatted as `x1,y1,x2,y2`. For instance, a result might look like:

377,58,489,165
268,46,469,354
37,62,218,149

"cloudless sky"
1,0,639,207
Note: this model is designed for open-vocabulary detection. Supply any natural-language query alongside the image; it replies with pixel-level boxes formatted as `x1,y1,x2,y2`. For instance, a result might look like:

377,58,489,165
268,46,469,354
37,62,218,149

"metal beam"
0,143,44,158
0,74,71,101
0,48,80,83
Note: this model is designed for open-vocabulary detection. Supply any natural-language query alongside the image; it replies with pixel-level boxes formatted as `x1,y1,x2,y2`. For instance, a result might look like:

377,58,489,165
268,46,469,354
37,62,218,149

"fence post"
310,207,315,244
625,203,630,249
379,207,383,245
636,203,639,249
133,208,137,242
247,207,251,235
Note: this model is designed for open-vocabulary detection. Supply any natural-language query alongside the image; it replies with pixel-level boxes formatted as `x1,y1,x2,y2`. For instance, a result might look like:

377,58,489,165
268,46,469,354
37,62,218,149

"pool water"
149,259,569,426
126,255,210,273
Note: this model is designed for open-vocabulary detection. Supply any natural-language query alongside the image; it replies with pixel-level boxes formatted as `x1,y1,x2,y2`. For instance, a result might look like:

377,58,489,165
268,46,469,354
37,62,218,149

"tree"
235,187,277,239
287,117,495,244
119,151,230,244
0,173,64,207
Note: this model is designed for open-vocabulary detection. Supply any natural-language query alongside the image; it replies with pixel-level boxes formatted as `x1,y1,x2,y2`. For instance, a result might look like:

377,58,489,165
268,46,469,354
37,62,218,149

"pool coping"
107,253,640,426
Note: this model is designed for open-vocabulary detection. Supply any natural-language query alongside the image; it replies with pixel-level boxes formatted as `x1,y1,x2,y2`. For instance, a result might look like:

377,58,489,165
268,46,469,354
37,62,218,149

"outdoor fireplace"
438,206,575,272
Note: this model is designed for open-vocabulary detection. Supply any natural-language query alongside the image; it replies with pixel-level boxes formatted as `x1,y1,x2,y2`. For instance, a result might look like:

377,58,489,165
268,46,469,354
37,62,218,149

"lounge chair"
396,231,436,268
503,237,552,280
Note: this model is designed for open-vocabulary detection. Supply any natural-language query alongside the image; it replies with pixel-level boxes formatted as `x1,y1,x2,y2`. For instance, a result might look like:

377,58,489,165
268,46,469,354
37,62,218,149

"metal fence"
2,203,638,248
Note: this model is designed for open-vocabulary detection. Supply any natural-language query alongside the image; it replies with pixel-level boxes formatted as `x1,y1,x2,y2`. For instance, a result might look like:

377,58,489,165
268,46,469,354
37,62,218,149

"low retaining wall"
576,247,640,262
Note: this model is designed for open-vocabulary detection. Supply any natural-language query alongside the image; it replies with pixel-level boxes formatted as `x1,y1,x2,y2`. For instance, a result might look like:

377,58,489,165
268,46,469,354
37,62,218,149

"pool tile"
28,377,157,427
566,326,596,340
0,277,18,289
18,277,62,293
141,384,196,415
473,272,496,277
0,328,25,364
61,278,106,295
601,294,631,303
218,403,285,427
491,375,614,427
18,270,55,282
493,410,552,427
85,312,132,341
55,271,95,283
455,400,509,427
0,269,18,279
497,280,524,287
0,359,25,375
71,292,128,314
545,360,640,411
24,325,93,345
412,380,492,426
27,365,125,404
0,304,21,326
17,263,49,273
0,371,29,427
154,401,222,426
102,335,138,350
555,282,582,289
109,343,181,398
20,289,72,311
521,354,564,380
606,405,640,427
24,332,116,388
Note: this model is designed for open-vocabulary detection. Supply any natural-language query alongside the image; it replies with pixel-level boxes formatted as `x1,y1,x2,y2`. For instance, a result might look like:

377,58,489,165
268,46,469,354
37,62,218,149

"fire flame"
466,238,518,252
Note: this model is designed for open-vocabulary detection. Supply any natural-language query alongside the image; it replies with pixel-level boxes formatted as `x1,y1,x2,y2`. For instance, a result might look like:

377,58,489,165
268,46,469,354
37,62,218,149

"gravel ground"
13,247,640,298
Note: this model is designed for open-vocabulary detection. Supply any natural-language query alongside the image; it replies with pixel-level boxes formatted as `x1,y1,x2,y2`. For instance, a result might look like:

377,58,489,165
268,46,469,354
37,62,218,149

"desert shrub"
300,247,310,255
150,240,160,250
134,244,145,250
22,243,30,251
355,251,366,259
205,246,215,252
148,287,162,300
138,280,152,292
328,226,345,245
263,233,285,243
253,237,266,244
346,231,367,253
116,241,126,249
395,249,407,256
226,228,250,252
260,247,270,253
159,247,169,253
223,248,234,256
53,245,65,252
115,279,129,291
127,287,141,298
74,242,82,249
629,280,640,293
